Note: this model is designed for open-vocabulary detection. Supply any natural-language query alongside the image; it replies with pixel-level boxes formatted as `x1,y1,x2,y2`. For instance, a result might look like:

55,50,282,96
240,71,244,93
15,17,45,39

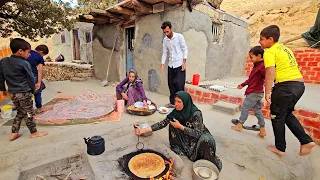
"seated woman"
116,68,149,107
134,91,222,171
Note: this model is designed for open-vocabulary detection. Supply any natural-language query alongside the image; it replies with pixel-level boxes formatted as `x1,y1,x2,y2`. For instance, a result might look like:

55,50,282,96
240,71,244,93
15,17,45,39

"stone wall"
185,85,320,144
43,63,93,81
245,49,320,84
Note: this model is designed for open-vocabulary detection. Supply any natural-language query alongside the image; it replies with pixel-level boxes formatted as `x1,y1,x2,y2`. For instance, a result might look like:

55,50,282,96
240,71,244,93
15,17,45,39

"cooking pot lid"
88,136,104,144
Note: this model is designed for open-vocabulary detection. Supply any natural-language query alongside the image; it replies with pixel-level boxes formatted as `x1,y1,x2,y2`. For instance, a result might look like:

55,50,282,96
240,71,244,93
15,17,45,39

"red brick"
229,96,240,103
196,90,203,96
204,98,213,104
313,129,320,139
310,53,320,57
313,67,320,71
315,57,320,62
304,49,316,53
303,119,320,129
298,109,320,119
307,62,319,66
303,57,315,61
301,67,312,71
297,53,309,58
305,71,316,76
298,61,307,66
191,95,198,101
294,50,304,53
198,96,204,103
219,94,229,101
211,93,219,99
203,92,211,98
188,88,195,95
303,126,312,133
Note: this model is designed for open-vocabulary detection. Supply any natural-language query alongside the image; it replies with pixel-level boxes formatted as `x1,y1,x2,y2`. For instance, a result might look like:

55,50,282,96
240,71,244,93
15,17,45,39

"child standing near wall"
231,46,266,138
259,25,315,156
27,45,49,112
0,38,48,141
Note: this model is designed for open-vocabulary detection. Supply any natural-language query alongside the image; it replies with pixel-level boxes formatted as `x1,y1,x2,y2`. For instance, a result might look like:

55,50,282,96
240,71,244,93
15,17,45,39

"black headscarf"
167,91,200,125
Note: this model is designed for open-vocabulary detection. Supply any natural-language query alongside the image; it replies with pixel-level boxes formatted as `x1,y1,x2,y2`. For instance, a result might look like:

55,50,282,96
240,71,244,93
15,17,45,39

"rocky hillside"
221,0,319,48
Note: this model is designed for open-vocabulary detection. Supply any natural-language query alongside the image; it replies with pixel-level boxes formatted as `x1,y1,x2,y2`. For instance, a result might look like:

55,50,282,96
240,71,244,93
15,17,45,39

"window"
61,34,66,44
212,23,222,43
85,32,91,43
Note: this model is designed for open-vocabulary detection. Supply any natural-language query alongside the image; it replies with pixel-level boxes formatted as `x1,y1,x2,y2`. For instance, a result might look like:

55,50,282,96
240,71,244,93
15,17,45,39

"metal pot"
84,136,105,156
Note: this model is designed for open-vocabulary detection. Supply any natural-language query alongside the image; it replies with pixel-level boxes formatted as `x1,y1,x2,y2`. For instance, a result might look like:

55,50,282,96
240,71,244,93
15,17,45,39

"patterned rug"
2,91,121,126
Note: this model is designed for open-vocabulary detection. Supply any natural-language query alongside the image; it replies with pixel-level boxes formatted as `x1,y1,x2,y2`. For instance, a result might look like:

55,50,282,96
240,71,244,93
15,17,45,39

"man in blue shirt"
27,45,48,111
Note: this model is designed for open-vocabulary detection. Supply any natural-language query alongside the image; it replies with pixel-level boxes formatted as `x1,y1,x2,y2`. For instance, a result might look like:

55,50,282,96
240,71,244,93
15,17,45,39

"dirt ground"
221,0,320,48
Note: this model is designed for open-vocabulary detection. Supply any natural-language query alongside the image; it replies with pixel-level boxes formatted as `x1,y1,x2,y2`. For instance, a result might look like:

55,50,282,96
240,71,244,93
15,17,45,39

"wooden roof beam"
91,8,123,20
132,0,153,14
82,15,110,23
109,6,135,16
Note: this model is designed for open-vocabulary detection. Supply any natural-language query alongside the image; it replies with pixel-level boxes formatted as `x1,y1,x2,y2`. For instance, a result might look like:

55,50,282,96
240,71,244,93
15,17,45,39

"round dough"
128,153,166,178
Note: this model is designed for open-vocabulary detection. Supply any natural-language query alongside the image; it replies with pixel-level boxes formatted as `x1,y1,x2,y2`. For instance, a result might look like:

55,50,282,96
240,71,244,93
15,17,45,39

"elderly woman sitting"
134,91,222,171
116,69,149,107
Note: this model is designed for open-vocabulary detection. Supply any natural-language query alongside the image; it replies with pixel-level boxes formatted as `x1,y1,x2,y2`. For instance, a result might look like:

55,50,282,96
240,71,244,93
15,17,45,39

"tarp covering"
302,9,320,49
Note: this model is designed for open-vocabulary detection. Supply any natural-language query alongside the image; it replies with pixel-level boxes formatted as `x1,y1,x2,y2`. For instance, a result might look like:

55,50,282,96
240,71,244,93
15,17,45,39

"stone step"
75,72,93,78
212,101,240,115
70,77,90,82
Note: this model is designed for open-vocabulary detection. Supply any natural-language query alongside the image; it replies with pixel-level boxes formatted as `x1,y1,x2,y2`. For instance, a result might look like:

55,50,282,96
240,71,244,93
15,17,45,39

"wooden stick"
282,35,302,44
64,171,72,180
310,40,320,48
105,33,119,82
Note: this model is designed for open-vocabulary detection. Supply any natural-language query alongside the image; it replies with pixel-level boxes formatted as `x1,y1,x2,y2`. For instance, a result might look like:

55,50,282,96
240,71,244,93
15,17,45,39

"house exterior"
80,0,250,96
52,22,94,64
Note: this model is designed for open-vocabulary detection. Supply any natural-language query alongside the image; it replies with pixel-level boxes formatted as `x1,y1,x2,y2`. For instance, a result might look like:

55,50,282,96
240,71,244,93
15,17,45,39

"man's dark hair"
249,46,264,58
260,25,280,42
161,21,172,30
35,44,49,55
10,38,31,54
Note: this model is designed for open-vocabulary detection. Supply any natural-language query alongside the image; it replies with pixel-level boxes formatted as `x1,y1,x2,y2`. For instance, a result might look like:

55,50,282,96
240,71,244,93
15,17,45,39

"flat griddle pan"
118,149,170,180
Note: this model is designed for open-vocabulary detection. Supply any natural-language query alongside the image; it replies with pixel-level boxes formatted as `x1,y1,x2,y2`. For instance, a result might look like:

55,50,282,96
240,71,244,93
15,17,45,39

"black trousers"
168,66,186,104
270,81,313,152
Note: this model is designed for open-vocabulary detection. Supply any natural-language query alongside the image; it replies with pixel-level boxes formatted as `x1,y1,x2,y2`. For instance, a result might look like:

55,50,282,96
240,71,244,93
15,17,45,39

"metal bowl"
192,160,219,180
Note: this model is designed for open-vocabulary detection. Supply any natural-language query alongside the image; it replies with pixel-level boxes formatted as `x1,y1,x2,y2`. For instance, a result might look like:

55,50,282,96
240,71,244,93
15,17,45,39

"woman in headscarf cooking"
116,68,149,107
134,91,222,171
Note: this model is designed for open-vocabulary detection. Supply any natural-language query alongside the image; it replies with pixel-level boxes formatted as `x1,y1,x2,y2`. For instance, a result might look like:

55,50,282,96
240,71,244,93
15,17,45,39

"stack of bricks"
245,49,320,84
185,86,320,144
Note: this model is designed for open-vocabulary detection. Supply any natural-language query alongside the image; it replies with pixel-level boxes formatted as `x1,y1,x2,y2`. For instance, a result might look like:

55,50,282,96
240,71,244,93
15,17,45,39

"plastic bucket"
1,105,13,119
117,100,125,113
192,74,200,85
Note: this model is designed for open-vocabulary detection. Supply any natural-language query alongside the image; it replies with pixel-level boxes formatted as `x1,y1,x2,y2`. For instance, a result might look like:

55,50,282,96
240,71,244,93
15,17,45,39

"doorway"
126,27,135,74
73,29,81,60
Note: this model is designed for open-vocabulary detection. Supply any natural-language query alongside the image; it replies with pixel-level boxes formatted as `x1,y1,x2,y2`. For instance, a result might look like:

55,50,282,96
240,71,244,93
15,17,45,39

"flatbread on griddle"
128,153,165,178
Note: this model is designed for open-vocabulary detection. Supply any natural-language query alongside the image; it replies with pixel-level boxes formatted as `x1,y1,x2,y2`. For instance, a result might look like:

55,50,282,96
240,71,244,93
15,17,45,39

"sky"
54,0,78,8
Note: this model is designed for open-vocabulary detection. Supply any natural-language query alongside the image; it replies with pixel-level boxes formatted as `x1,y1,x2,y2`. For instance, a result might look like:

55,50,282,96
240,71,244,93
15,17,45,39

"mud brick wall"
43,63,92,81
185,86,320,144
245,49,320,84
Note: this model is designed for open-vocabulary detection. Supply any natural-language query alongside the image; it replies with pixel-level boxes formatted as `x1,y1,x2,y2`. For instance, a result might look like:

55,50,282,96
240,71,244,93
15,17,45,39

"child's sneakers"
231,123,243,132
258,127,267,138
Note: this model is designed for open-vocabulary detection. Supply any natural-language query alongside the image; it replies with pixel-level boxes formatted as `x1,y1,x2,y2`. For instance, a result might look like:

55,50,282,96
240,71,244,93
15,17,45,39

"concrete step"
212,101,240,115
70,77,90,82
75,72,93,78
